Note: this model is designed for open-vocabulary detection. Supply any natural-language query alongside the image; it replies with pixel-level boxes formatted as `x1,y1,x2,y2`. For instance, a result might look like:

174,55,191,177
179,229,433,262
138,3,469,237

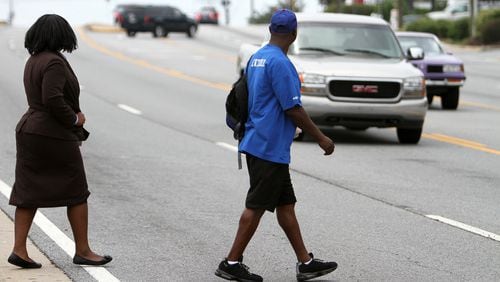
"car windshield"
290,22,403,59
398,36,444,56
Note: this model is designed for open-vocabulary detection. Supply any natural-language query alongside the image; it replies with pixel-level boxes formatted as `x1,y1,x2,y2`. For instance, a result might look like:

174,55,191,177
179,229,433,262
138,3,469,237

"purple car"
397,32,466,110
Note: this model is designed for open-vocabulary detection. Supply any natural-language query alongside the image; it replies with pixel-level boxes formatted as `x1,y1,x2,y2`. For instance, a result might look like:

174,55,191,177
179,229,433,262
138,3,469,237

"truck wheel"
397,128,422,144
187,25,197,38
153,25,166,38
441,87,459,110
427,94,434,105
126,30,136,37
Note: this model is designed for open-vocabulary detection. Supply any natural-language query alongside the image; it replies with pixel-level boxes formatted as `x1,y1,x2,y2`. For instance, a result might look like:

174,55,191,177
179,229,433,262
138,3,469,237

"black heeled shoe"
73,254,112,266
7,252,42,268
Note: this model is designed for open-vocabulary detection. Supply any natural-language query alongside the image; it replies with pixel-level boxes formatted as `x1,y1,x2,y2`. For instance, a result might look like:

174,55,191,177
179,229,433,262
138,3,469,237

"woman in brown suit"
7,14,112,268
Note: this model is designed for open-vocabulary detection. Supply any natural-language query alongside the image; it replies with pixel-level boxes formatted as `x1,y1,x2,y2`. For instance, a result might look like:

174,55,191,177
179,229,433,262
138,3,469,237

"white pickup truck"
237,13,428,144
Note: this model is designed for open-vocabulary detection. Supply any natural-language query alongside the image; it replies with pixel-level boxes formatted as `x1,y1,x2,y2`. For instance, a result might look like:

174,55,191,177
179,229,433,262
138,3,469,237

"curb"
0,209,71,281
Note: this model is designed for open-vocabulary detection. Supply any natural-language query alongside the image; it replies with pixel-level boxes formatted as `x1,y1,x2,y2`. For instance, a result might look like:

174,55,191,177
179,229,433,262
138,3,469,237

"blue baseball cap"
269,9,297,34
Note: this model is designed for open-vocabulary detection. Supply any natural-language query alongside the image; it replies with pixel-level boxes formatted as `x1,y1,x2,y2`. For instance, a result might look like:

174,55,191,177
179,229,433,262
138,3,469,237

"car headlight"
403,76,425,99
299,73,327,96
443,64,462,73
301,73,326,84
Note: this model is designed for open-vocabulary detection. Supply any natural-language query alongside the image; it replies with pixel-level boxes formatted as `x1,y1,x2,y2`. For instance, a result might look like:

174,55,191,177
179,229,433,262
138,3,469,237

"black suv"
114,5,198,38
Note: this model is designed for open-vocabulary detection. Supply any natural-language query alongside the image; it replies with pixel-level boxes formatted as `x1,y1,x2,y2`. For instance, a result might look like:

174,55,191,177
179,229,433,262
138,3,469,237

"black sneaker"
215,258,263,282
296,253,337,281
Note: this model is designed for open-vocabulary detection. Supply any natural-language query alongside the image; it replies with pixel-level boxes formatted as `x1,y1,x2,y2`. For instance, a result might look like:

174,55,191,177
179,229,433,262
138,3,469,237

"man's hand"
319,136,335,155
76,112,86,127
285,106,335,156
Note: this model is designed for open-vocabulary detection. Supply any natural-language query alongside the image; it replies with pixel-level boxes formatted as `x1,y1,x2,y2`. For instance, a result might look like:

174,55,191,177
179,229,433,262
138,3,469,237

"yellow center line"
77,27,232,92
423,133,500,155
461,101,500,112
429,133,486,147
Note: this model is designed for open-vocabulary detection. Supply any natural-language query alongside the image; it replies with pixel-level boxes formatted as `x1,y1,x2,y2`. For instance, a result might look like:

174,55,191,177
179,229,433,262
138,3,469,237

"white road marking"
0,179,120,282
117,104,142,115
426,215,500,242
216,142,238,152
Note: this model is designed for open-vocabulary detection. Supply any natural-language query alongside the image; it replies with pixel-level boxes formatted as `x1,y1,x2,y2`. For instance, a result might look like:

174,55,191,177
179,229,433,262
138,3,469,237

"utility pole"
221,0,231,25
470,0,478,38
8,0,14,25
250,0,255,18
393,0,403,30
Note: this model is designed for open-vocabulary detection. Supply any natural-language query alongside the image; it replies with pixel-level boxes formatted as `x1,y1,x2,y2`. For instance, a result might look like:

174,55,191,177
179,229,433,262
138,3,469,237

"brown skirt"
9,132,90,208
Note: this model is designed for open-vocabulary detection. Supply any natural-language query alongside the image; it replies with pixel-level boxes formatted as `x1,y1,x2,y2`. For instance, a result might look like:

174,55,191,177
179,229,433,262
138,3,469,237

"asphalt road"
0,24,499,281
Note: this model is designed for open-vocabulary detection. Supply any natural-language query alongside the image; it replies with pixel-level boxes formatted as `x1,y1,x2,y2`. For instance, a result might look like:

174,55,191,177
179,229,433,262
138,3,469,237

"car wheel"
427,94,434,105
153,25,166,38
187,25,197,38
397,127,422,144
126,30,136,37
441,87,459,110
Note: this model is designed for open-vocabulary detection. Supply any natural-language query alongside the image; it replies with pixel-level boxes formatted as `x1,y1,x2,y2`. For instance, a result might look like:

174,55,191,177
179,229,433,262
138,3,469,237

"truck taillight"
114,12,124,23
144,15,151,23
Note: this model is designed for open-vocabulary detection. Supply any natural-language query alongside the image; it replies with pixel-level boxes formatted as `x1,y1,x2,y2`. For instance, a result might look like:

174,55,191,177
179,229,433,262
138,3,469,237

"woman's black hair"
24,14,78,55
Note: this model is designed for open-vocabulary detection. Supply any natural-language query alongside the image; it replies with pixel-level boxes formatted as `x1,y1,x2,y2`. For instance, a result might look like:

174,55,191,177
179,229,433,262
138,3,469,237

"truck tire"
427,94,434,105
441,87,459,110
153,25,167,38
397,127,422,144
187,25,196,38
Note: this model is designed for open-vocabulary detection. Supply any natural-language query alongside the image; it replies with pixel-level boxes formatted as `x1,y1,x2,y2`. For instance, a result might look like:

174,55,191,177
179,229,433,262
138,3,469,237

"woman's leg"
12,207,37,261
67,202,104,261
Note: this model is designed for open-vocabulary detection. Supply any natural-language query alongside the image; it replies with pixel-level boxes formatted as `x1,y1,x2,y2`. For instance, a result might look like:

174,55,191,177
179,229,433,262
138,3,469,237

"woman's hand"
76,112,86,127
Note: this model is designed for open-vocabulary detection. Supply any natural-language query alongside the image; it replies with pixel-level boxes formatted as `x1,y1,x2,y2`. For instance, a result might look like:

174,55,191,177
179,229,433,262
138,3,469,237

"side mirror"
407,47,424,60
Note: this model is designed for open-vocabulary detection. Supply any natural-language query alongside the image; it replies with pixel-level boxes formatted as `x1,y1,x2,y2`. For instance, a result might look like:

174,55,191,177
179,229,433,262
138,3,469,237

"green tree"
249,0,304,24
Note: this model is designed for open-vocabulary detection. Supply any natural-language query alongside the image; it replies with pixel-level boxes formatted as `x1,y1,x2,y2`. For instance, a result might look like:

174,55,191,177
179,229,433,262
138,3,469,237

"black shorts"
245,153,297,212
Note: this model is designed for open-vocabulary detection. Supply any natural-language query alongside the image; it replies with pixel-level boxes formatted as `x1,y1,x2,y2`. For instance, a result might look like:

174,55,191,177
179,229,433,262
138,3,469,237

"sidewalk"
0,209,70,282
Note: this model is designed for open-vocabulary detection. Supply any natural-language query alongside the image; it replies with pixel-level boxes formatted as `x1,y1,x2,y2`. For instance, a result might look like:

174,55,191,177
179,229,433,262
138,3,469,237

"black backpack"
225,74,249,141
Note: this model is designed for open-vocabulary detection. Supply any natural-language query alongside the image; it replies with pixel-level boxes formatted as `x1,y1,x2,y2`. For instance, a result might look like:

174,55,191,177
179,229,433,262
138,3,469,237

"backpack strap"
238,150,243,170
237,55,254,170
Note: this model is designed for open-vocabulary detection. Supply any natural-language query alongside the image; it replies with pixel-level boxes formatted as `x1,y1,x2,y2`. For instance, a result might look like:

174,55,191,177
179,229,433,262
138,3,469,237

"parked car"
238,13,428,144
195,6,219,24
114,5,198,38
397,31,465,109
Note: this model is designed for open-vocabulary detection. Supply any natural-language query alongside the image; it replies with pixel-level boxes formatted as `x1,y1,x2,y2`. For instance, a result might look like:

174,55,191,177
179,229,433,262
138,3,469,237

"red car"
195,6,219,24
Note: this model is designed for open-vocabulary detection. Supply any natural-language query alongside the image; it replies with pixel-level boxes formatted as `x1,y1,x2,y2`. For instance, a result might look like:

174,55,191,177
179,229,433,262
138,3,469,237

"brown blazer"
16,51,87,141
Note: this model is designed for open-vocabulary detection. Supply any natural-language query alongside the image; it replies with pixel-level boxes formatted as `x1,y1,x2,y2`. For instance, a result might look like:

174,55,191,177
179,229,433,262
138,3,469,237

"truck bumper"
302,96,427,129
426,79,465,87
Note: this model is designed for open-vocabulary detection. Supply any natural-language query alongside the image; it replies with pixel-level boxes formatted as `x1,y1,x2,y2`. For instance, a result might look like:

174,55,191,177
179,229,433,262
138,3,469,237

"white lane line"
0,179,120,282
426,215,500,242
117,104,142,115
216,142,238,152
